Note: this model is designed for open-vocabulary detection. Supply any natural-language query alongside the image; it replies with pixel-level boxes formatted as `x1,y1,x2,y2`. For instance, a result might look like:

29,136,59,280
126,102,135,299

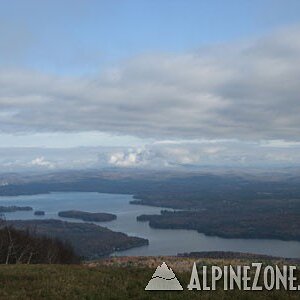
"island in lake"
34,210,45,216
6,219,148,259
58,210,117,222
0,206,33,213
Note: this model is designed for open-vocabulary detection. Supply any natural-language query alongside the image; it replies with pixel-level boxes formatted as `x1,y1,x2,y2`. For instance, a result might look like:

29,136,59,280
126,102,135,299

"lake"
1,192,300,258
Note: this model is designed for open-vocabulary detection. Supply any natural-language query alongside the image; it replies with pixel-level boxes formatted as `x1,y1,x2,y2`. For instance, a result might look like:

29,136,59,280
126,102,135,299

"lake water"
1,192,300,258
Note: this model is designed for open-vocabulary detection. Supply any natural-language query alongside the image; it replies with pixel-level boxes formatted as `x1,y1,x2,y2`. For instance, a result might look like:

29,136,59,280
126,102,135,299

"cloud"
1,26,300,141
107,139,300,168
106,142,223,167
108,148,153,167
107,145,206,167
0,147,100,172
29,156,55,169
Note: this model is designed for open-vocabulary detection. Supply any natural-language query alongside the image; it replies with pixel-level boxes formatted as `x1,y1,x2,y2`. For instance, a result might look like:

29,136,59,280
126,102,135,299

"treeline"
0,221,80,264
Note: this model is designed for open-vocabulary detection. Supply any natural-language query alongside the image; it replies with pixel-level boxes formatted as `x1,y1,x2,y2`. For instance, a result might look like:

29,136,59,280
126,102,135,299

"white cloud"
0,147,101,171
29,156,55,169
108,148,151,167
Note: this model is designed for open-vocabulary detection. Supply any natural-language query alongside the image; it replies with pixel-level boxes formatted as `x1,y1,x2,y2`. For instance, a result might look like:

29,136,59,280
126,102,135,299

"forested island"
58,210,117,222
34,210,45,216
0,206,33,213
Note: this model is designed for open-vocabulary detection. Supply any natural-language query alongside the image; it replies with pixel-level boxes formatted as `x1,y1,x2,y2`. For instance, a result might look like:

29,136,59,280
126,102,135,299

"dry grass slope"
0,257,300,299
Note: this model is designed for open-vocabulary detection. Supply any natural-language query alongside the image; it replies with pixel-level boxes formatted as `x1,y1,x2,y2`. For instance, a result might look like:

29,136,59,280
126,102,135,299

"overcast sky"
1,0,300,171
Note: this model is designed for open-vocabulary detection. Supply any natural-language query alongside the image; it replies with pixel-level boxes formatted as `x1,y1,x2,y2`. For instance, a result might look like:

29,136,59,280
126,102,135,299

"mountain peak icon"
145,262,183,291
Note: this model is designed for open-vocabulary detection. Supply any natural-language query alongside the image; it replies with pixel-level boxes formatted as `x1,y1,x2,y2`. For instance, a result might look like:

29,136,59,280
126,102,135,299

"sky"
1,0,300,171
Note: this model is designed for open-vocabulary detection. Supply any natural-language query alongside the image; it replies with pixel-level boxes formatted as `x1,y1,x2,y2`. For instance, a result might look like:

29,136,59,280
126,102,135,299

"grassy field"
0,258,299,299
